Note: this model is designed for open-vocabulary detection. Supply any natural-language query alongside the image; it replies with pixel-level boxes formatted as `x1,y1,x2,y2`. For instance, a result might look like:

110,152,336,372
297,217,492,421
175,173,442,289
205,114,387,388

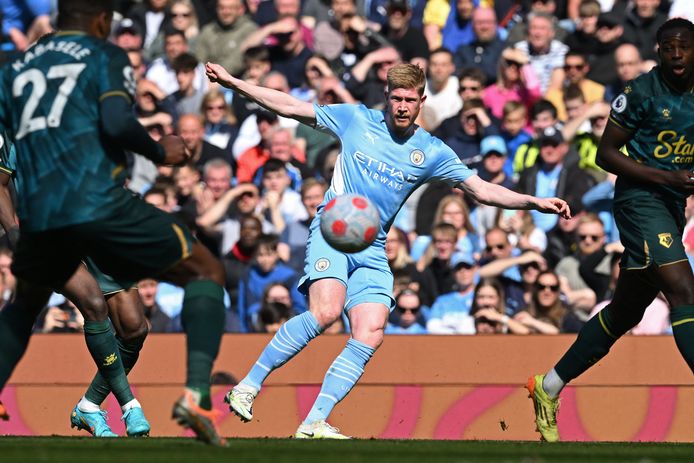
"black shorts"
13,196,193,288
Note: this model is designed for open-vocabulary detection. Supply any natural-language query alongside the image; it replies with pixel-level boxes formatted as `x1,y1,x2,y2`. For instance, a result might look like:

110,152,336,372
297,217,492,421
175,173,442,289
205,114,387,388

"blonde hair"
170,0,200,37
201,89,237,125
434,194,476,234
387,63,426,96
388,227,413,270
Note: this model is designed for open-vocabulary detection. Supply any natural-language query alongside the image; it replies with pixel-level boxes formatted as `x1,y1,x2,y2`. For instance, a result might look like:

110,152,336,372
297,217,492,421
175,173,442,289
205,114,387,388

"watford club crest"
658,233,673,249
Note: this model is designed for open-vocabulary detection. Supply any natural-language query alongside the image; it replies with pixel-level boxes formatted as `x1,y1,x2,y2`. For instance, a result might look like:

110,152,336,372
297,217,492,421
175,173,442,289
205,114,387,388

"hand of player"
159,135,191,166
533,197,571,219
666,169,694,194
205,62,236,88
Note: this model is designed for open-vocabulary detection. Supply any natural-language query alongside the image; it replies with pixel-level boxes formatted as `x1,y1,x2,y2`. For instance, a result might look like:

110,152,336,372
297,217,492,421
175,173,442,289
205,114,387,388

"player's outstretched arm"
597,120,694,193
459,175,571,219
205,62,316,127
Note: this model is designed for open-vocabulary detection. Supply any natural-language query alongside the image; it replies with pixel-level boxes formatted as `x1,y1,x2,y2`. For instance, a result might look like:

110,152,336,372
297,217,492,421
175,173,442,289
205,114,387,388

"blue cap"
451,252,476,268
480,135,507,157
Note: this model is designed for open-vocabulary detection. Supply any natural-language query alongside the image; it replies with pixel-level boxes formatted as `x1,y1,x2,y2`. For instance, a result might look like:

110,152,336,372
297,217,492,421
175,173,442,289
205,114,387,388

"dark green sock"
670,305,694,373
83,320,134,406
181,279,225,410
0,302,37,390
84,334,146,405
555,307,624,382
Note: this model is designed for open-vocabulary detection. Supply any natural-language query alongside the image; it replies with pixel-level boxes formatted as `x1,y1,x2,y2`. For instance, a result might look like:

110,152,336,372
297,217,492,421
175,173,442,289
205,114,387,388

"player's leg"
528,269,658,442
296,300,387,439
61,267,149,436
75,288,149,437
0,279,52,398
227,278,342,422
226,221,347,422
297,265,393,439
651,261,694,371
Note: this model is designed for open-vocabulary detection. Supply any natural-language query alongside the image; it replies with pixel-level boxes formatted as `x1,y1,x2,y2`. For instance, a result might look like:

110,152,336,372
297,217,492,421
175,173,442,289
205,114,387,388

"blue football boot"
70,406,118,437
122,407,151,437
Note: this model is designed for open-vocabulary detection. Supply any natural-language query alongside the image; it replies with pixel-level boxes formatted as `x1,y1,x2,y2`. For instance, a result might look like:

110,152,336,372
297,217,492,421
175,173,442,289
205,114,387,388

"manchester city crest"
315,258,330,272
410,149,425,166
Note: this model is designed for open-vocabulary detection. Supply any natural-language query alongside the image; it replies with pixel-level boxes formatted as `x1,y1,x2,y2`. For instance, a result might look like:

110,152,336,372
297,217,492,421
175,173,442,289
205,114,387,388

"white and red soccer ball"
320,194,380,253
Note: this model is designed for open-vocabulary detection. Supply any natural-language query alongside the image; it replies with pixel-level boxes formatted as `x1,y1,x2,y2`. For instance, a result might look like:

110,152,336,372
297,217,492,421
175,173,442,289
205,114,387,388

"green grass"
1,437,694,463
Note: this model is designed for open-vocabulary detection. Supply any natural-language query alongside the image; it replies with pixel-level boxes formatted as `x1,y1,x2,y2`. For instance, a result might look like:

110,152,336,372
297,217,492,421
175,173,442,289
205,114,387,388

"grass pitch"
1,437,693,463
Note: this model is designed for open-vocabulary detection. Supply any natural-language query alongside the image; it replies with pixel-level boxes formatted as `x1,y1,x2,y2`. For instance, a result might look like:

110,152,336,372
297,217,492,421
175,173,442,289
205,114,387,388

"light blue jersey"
299,103,474,310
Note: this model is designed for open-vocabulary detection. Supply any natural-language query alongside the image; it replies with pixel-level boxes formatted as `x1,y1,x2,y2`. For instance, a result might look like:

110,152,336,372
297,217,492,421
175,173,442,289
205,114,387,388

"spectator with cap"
622,0,667,64
380,0,430,70
585,11,626,86
195,0,259,77
386,289,428,334
112,18,145,51
516,124,595,233
479,135,514,189
514,11,568,94
482,47,541,121
421,48,462,132
453,6,506,83
427,252,478,334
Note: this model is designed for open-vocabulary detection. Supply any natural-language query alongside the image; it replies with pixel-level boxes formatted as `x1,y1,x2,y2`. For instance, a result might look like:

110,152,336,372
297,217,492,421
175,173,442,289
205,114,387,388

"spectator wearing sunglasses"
514,271,583,333
546,50,605,123
386,289,428,334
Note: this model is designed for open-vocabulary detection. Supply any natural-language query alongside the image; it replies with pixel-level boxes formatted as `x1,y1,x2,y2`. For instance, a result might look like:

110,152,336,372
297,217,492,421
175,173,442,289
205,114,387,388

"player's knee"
80,294,109,321
310,306,342,329
119,318,149,342
351,326,384,350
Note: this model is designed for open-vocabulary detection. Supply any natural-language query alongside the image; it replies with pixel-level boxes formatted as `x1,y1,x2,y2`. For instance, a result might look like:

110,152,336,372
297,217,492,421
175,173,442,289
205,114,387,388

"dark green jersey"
0,130,14,180
609,67,694,209
0,32,134,232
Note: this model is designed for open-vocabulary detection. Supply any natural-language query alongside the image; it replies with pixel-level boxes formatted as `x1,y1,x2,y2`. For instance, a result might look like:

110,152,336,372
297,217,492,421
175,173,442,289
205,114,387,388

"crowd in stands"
1,0,692,335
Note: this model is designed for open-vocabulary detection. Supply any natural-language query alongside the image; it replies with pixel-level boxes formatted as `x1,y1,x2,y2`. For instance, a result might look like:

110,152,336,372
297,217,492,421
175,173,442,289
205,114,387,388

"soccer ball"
320,194,380,253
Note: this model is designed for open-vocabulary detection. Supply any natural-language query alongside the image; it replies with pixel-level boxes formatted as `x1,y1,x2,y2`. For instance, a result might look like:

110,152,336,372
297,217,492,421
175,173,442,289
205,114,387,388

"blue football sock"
304,338,375,425
241,311,322,391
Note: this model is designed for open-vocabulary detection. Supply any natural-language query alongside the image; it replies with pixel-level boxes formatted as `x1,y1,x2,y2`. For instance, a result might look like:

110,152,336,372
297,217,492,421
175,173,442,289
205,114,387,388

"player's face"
386,87,425,136
658,28,694,86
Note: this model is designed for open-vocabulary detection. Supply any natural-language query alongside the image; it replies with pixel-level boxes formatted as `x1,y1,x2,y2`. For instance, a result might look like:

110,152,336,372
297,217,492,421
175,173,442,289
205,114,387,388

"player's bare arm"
205,62,316,127
459,175,571,219
598,119,694,194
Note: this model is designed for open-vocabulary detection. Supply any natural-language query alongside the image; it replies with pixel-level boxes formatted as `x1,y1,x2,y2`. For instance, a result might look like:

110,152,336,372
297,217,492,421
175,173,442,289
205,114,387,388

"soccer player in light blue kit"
206,61,571,438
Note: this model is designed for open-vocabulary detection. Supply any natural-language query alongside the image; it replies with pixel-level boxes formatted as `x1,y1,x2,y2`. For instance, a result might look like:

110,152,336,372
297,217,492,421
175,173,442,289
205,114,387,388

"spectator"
381,0,430,70
236,111,281,183
499,101,533,178
483,47,541,121
562,95,611,182
386,289,428,334
506,0,568,45
345,46,402,109
546,50,605,123
479,135,514,189
427,252,477,334
603,43,645,102
621,0,667,64
472,278,529,334
330,8,387,78
165,54,207,119
147,29,209,97
441,0,475,54
134,79,175,134
563,0,601,57
223,215,264,307
514,270,582,334
421,0,450,50
195,0,259,77
435,97,500,166
237,234,306,331
0,248,15,300
512,99,560,176
555,213,612,316
497,209,547,253
37,299,84,333
250,128,310,192
112,18,144,51
148,0,201,60
412,194,479,262
174,163,204,223
417,222,459,295
280,178,327,273
257,301,294,333
138,278,176,332
585,11,625,86
1,0,52,52
128,0,171,51
453,7,506,84
514,12,568,94
457,66,486,103
421,48,462,132
386,226,438,307
177,114,232,172
516,125,595,233
259,159,308,232
126,49,147,83
240,16,312,89
232,46,272,123
201,89,239,153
